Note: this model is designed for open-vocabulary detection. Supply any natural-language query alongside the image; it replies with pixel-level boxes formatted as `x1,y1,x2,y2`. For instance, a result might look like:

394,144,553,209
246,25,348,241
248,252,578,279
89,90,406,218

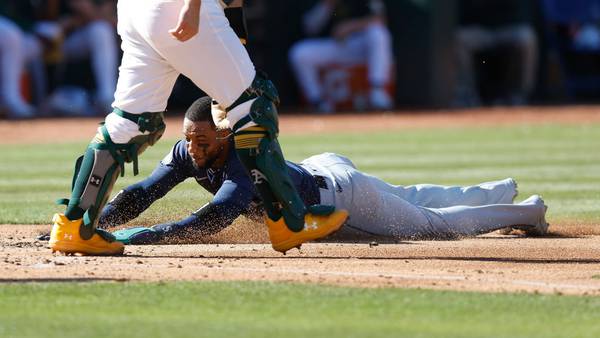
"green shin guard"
60,111,165,240
235,136,307,232
62,147,122,239
230,73,306,232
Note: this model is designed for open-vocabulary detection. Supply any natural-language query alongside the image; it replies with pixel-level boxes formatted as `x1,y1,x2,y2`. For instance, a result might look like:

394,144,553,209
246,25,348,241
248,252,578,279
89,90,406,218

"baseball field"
1,107,600,337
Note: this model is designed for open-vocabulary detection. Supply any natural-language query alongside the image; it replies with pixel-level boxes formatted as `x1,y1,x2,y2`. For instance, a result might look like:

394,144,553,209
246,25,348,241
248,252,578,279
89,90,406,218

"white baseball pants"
107,0,256,143
289,23,393,103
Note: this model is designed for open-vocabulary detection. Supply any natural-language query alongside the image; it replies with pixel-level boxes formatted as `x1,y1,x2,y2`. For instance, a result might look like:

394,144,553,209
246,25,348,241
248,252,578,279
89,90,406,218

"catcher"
102,96,549,247
50,0,347,256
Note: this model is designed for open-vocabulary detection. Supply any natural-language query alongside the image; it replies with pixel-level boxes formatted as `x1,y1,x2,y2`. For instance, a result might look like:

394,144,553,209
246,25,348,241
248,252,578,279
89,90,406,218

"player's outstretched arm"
99,143,190,228
169,0,201,41
113,176,255,245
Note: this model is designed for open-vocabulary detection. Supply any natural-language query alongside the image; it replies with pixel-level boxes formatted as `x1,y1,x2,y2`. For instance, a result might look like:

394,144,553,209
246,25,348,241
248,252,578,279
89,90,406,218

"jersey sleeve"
98,141,190,228
151,157,256,237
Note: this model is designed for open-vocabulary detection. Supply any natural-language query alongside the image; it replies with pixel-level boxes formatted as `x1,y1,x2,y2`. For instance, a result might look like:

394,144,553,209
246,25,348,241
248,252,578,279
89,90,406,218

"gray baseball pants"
301,153,545,239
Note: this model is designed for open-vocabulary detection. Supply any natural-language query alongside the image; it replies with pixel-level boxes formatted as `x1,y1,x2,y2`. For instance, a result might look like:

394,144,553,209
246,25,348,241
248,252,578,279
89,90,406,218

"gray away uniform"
300,153,546,238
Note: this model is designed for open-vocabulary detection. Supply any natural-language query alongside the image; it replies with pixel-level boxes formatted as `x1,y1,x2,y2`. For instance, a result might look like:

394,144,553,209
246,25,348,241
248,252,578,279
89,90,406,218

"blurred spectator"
40,0,118,115
541,0,600,98
288,0,393,113
0,2,46,119
454,0,538,107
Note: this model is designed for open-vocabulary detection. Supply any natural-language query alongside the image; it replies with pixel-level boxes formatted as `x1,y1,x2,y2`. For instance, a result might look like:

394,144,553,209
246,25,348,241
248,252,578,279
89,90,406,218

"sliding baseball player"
103,96,549,248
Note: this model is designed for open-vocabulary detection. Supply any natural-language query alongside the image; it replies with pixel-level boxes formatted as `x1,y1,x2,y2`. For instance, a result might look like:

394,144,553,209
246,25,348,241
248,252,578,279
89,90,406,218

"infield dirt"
1,107,599,295
1,223,600,295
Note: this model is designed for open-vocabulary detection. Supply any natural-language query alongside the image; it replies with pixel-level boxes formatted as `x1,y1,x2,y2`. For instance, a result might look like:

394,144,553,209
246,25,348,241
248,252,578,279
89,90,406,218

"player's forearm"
152,202,244,238
170,0,201,41
98,187,155,228
184,0,201,9
98,165,183,228
184,0,201,15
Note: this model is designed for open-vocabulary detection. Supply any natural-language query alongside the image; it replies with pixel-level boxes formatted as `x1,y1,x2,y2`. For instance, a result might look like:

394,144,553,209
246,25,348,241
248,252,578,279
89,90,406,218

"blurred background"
2,0,600,118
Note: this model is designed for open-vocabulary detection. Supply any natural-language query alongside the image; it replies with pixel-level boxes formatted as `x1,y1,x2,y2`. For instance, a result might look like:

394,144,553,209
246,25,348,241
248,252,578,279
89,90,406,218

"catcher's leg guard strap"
228,71,280,134
61,110,165,239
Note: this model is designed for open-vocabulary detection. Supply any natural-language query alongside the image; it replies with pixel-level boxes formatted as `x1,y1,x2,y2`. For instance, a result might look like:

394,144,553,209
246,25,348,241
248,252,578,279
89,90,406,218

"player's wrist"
186,0,201,10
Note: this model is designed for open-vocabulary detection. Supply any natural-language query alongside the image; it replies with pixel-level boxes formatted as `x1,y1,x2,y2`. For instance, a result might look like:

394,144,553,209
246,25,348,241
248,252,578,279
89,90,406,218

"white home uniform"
301,153,545,238
108,0,255,143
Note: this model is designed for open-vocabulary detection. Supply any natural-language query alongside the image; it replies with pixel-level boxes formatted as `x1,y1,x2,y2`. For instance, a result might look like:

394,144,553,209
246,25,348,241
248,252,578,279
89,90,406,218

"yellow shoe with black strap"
49,213,124,256
267,209,348,254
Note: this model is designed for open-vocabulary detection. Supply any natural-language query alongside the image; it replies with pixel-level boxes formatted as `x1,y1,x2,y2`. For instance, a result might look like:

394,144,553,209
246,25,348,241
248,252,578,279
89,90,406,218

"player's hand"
112,226,161,245
169,0,201,42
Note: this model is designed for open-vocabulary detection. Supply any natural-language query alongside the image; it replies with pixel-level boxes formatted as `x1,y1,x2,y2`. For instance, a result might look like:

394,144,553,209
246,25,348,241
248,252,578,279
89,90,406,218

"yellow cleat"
49,213,124,256
267,210,348,254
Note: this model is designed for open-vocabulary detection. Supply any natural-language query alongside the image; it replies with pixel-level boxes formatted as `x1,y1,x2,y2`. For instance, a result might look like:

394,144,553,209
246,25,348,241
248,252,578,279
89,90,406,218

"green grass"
1,124,599,337
0,281,598,338
1,123,599,224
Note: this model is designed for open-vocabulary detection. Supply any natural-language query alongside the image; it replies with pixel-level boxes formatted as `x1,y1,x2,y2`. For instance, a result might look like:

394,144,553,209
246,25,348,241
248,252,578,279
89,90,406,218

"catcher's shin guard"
234,127,306,231
58,110,165,241
228,74,307,231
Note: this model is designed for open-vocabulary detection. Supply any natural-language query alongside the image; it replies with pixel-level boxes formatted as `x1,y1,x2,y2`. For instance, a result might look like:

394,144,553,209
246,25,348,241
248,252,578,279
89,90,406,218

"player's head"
183,96,231,168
